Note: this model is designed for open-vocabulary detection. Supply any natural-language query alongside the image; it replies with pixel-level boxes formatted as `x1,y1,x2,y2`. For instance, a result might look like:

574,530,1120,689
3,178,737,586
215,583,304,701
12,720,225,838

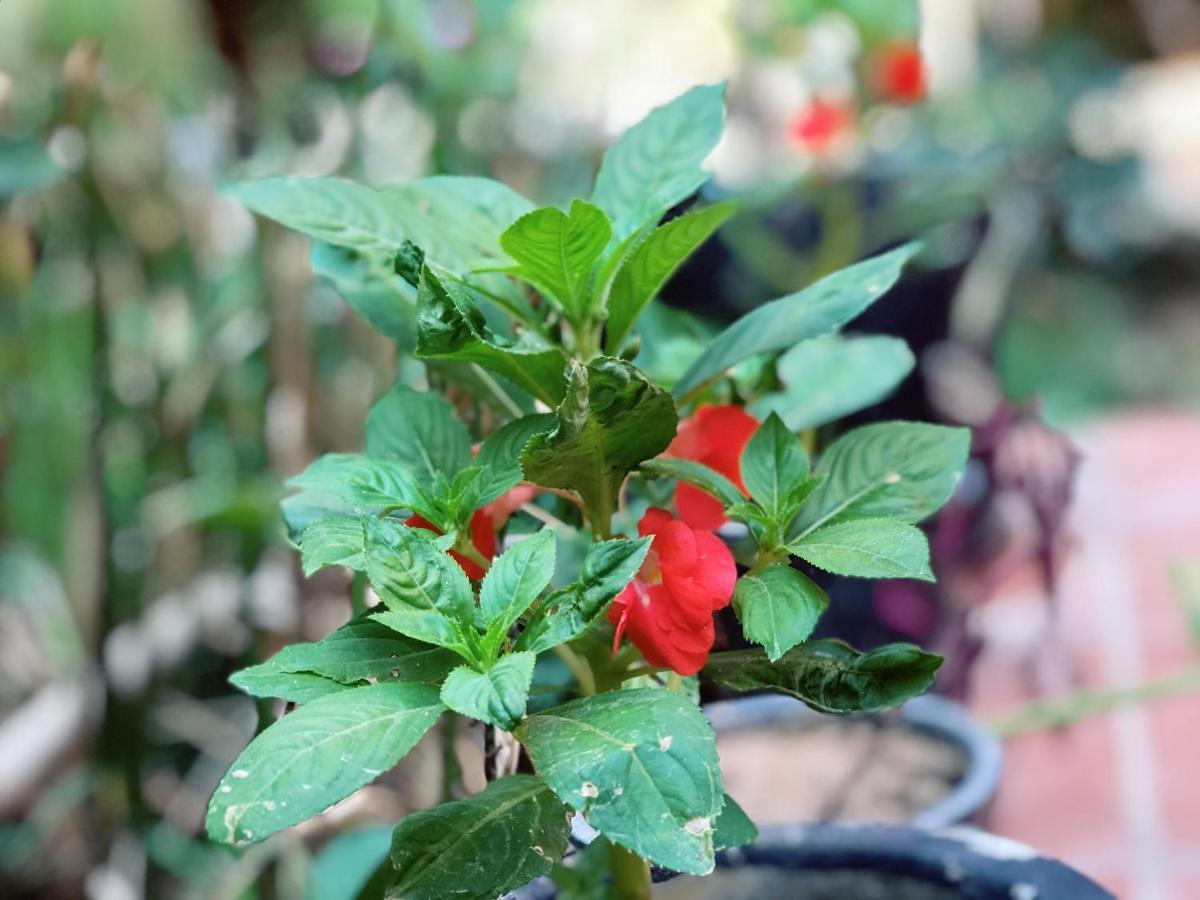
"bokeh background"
3,1,1200,897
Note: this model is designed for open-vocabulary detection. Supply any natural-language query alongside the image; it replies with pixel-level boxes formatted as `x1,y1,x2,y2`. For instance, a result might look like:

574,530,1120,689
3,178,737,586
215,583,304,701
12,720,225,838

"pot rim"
702,691,1004,830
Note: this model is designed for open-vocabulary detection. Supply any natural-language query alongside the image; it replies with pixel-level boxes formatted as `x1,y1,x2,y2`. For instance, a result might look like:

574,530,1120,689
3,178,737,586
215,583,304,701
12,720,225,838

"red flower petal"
666,405,759,529
606,508,736,676
788,101,855,152
874,43,926,104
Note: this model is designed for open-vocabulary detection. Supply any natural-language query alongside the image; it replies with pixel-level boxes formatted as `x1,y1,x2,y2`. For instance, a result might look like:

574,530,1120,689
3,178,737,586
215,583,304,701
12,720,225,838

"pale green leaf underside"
229,616,460,702
228,175,533,317
751,333,915,431
206,682,443,845
791,518,934,581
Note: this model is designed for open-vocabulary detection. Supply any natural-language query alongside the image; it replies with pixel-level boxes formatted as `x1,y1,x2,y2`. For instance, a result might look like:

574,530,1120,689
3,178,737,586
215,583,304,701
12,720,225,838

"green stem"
455,539,492,575
553,644,596,696
620,664,668,682
988,664,1200,738
349,572,367,617
609,842,652,900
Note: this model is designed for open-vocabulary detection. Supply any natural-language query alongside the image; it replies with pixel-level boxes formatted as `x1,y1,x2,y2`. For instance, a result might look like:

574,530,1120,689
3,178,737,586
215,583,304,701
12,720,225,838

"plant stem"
456,539,492,574
609,843,652,900
553,644,596,696
349,571,367,617
620,664,668,682
483,724,497,782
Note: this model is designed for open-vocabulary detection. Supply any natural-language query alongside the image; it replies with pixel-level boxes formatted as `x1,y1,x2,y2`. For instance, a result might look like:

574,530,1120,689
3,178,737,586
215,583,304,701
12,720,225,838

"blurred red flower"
606,508,736,676
873,42,926,103
788,100,854,152
666,404,759,529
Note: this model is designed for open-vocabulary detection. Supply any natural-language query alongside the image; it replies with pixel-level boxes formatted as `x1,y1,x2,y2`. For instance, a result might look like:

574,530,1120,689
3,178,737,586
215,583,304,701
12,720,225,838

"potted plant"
207,85,1105,899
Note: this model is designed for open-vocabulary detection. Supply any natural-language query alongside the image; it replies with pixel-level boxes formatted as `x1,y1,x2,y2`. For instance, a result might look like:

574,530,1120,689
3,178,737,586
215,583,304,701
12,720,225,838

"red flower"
873,43,926,104
606,508,736,676
666,405,759,530
406,510,497,580
788,100,854,152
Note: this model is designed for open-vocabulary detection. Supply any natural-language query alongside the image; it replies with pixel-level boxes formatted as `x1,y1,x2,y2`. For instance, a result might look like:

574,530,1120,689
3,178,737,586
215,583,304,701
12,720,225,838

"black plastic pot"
704,692,1004,830
516,824,1114,899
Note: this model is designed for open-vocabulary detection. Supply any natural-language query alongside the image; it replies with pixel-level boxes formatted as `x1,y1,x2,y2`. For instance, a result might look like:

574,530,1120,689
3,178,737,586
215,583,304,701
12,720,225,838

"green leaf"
311,241,417,347
284,454,439,529
592,84,726,245
481,531,557,652
230,616,461,701
712,793,757,850
296,516,368,576
0,139,64,197
500,200,612,316
306,825,393,900
521,358,678,517
473,414,557,507
387,775,570,900
791,518,934,581
366,384,472,481
516,537,653,654
673,243,921,398
733,565,828,662
703,640,943,713
516,689,723,875
363,519,480,661
227,669,347,705
789,422,970,540
740,413,809,523
640,457,744,509
416,264,568,406
228,176,534,318
206,682,444,845
604,202,735,353
440,652,537,730
751,334,914,431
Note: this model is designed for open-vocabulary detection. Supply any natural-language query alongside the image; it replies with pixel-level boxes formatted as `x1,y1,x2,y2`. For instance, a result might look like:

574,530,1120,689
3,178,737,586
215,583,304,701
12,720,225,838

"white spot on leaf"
684,817,710,836
580,782,599,799
232,769,250,778
658,735,673,751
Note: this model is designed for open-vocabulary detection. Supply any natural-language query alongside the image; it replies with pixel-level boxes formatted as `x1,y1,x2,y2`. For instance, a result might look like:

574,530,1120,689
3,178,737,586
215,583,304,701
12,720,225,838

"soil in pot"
656,867,961,900
717,718,966,825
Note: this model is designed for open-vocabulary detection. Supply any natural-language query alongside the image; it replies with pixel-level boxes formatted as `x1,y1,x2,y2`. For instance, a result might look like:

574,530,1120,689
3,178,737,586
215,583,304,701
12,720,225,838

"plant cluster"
208,84,968,898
